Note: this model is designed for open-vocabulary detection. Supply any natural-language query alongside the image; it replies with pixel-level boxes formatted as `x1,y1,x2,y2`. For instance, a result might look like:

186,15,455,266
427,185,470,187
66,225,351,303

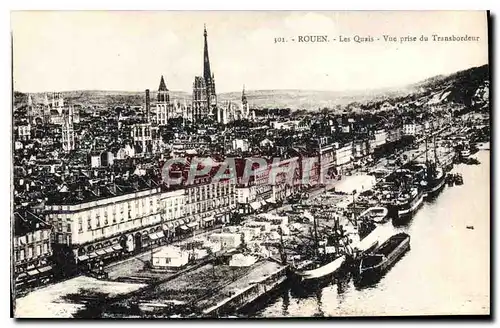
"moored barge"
355,232,410,285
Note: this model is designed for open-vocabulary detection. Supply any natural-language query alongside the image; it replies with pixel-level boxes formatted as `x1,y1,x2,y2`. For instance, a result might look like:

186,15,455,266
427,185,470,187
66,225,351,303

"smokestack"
145,89,151,122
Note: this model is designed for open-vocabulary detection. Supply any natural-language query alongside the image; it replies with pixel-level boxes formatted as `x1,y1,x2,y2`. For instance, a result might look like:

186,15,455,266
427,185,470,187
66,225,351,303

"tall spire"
158,75,168,91
242,84,247,103
203,24,212,83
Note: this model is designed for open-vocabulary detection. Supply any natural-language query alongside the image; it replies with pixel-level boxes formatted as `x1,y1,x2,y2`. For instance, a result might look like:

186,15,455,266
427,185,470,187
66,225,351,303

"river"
255,150,490,317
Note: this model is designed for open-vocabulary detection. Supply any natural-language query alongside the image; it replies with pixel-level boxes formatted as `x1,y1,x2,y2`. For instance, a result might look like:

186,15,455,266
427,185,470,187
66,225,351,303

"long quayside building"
45,184,175,275
43,167,239,276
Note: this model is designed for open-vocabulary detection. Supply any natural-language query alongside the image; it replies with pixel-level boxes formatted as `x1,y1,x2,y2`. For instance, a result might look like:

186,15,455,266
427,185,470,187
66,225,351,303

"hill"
14,64,489,111
411,64,489,109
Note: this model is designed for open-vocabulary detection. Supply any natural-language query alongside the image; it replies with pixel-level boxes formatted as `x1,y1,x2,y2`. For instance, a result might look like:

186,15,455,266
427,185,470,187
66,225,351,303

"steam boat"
421,164,446,199
421,130,446,199
391,186,424,222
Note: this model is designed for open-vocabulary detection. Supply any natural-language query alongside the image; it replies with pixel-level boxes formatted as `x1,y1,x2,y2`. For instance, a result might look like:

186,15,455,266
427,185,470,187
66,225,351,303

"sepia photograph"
10,10,490,318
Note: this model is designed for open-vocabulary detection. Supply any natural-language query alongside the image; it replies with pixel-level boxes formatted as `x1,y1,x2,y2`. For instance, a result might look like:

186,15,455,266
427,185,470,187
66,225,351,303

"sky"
11,11,489,93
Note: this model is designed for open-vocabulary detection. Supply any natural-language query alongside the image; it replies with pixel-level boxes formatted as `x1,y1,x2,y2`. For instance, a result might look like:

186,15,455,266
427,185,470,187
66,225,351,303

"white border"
2,1,498,327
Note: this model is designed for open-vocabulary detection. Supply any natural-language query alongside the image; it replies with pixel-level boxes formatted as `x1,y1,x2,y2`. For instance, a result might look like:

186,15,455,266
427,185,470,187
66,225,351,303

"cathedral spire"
242,85,247,103
203,24,212,83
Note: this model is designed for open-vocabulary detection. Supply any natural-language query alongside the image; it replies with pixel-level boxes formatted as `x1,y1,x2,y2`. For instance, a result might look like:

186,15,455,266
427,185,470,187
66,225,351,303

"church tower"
62,105,75,152
157,75,169,103
192,76,207,122
27,94,34,123
241,85,249,119
156,75,171,125
43,93,51,124
191,25,218,122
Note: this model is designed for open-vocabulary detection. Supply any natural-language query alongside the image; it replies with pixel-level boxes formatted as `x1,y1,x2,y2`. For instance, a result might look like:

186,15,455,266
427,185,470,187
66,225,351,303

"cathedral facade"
27,93,80,126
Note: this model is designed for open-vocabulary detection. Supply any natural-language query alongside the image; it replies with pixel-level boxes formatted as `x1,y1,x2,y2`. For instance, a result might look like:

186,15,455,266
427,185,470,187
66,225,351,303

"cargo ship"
355,232,410,285
391,186,424,223
379,167,424,223
421,131,446,199
421,163,446,199
288,211,353,290
290,255,348,289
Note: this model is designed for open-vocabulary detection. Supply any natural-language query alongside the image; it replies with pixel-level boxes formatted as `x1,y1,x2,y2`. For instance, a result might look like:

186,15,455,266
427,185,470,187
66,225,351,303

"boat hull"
391,191,424,224
424,174,446,200
355,233,410,285
358,207,389,224
289,256,352,291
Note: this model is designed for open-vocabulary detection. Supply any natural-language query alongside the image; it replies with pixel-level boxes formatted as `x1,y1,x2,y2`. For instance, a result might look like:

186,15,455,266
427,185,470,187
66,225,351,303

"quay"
199,259,287,317
100,258,288,318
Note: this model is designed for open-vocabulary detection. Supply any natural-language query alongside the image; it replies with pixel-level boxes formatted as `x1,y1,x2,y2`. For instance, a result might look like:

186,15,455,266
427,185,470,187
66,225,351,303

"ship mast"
424,125,429,167
277,226,287,265
432,121,439,165
352,190,357,227
313,212,319,259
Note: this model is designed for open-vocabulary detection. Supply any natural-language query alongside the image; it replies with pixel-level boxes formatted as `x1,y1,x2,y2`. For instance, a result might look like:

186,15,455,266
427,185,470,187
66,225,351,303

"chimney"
145,89,151,122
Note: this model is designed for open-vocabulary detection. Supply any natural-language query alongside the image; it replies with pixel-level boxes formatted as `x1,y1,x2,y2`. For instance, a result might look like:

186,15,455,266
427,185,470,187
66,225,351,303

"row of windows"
188,183,234,192
188,186,234,198
55,198,160,219
188,192,235,203
15,243,50,262
134,128,152,137
53,197,182,234
53,220,149,245
14,230,50,246
75,207,171,233
84,218,156,237
189,198,235,214
163,198,182,206
56,233,70,245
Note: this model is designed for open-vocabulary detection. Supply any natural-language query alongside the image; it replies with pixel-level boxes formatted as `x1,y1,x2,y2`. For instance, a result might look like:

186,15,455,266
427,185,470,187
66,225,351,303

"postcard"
11,10,490,318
